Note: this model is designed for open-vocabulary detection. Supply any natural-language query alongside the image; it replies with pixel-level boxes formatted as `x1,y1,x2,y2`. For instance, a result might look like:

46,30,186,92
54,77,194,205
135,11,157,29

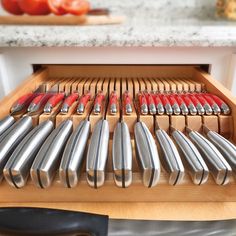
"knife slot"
186,115,202,132
155,115,169,132
170,116,186,133
202,116,219,133
56,102,78,128
218,115,233,139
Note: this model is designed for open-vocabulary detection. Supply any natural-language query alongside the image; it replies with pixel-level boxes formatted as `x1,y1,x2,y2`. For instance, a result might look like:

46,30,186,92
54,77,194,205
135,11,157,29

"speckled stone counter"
0,0,236,47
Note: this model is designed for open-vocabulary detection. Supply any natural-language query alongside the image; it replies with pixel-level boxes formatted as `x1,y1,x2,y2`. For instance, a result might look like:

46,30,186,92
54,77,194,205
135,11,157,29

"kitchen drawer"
0,65,236,220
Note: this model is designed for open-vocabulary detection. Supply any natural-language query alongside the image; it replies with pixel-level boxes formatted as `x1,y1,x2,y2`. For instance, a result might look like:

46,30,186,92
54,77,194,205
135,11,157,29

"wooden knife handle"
0,207,109,236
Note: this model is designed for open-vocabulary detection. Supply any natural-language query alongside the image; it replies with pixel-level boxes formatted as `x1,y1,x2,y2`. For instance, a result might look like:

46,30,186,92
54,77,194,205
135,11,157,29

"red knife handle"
79,93,91,105
180,95,193,107
123,91,132,105
194,94,208,106
145,93,155,106
167,94,178,106
138,92,147,106
31,94,45,105
47,93,65,107
201,94,215,106
187,94,200,106
109,91,118,105
159,94,170,106
95,92,105,105
174,94,185,106
14,93,34,105
208,94,225,106
154,94,163,105
63,93,79,107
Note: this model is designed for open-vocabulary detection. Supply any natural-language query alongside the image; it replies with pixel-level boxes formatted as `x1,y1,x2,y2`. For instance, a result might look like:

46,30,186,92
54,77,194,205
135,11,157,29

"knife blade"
113,121,132,188
59,119,90,188
3,120,54,188
0,207,236,236
171,128,209,185
86,119,109,188
155,127,185,185
0,116,32,182
188,129,232,185
0,115,15,136
30,119,73,188
134,122,160,187
204,127,236,176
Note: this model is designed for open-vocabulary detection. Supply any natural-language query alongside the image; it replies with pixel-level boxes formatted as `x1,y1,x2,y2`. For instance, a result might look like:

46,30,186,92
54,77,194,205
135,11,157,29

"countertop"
1,0,236,47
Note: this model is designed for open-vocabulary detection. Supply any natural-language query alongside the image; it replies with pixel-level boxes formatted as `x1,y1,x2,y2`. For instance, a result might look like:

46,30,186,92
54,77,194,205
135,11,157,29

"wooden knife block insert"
0,65,235,203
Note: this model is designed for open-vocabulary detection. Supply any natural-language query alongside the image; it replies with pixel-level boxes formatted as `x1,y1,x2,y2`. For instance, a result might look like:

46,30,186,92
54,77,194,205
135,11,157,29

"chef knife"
0,207,235,236
59,119,90,188
134,121,160,187
0,116,32,182
30,119,73,188
3,120,54,188
0,115,15,136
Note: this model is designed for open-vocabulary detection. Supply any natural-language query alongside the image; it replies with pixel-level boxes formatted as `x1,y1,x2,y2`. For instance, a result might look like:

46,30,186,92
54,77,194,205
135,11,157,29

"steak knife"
30,119,73,188
3,120,54,188
113,121,132,188
0,116,32,181
0,207,235,236
134,121,160,187
59,119,90,188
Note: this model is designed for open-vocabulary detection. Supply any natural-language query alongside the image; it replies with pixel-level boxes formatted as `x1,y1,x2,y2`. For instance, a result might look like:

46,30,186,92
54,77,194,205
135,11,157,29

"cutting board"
0,15,125,25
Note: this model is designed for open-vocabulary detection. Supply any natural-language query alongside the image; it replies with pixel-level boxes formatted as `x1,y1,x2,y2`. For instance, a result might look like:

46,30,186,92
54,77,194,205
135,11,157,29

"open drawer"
0,65,236,220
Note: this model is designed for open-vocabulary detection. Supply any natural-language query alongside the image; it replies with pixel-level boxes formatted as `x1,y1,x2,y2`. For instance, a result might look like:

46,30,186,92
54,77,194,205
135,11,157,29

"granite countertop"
1,0,236,47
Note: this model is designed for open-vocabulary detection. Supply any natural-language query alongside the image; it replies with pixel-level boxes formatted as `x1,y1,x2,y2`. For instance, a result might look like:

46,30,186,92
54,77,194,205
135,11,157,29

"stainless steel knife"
59,119,90,188
155,127,185,185
30,119,73,188
134,121,160,187
188,129,232,185
0,116,32,182
0,115,15,136
3,120,54,188
112,121,132,188
171,128,209,185
0,207,235,236
204,127,236,176
86,119,109,188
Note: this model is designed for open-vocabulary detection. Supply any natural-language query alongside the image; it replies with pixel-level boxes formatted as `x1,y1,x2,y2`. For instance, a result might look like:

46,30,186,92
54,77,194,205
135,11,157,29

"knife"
134,121,160,187
194,94,213,115
0,115,15,136
138,92,148,115
187,94,205,115
202,94,221,115
59,119,90,188
203,126,236,176
113,121,132,188
3,120,54,188
180,95,197,115
144,92,156,115
208,94,230,115
171,127,209,185
159,94,173,115
123,91,133,115
61,93,79,114
44,93,65,114
167,94,181,115
0,207,236,236
174,94,189,115
155,126,185,185
152,93,165,115
187,128,232,185
86,119,109,188
109,91,118,115
30,119,73,188
77,91,91,114
0,116,32,182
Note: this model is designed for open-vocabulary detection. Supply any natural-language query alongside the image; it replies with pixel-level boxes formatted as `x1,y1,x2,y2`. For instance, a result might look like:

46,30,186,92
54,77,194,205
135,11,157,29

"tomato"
1,0,23,15
62,0,90,16
47,0,66,15
18,0,50,15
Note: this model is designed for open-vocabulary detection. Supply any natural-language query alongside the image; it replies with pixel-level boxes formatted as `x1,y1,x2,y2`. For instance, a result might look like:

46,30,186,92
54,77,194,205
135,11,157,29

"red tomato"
47,0,66,15
1,0,23,15
62,0,90,16
18,0,50,15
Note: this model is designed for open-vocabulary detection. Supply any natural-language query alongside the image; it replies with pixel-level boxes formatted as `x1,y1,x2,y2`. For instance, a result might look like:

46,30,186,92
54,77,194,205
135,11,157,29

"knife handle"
0,207,109,236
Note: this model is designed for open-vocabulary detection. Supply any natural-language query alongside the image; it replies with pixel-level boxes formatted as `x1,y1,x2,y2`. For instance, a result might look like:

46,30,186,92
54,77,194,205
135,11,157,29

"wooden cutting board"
0,15,125,25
